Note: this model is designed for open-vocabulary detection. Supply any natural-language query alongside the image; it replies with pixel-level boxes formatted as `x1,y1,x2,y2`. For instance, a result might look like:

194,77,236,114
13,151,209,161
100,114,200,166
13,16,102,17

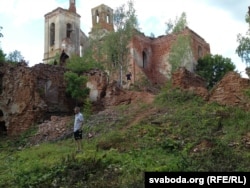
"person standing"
73,106,84,152
126,72,132,89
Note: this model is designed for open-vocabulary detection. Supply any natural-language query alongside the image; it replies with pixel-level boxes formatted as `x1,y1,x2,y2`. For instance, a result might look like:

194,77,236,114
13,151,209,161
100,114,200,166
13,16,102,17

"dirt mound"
29,116,73,145
28,91,155,145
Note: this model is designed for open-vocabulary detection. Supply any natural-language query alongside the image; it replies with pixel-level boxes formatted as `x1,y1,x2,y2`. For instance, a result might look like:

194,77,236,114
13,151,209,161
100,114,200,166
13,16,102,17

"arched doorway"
0,110,7,136
0,121,7,136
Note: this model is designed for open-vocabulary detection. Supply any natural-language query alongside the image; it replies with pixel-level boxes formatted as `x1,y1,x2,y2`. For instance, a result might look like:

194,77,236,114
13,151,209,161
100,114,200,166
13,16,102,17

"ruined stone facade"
43,1,210,86
172,68,250,110
2,1,248,137
172,67,209,100
209,71,250,108
0,62,108,136
43,0,88,63
129,28,210,85
0,61,249,136
89,4,114,38
0,63,76,136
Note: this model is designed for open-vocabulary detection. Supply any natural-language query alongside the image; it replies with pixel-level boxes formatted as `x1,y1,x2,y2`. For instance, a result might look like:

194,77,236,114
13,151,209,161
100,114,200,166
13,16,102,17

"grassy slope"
1,88,250,188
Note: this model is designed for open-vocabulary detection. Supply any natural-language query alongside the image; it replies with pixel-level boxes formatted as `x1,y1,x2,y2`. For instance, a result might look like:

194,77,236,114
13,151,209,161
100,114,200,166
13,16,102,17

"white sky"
0,0,249,78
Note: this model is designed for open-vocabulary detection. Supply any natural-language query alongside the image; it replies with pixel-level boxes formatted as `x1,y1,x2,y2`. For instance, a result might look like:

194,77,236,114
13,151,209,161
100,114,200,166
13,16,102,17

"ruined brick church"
0,1,215,136
43,0,210,85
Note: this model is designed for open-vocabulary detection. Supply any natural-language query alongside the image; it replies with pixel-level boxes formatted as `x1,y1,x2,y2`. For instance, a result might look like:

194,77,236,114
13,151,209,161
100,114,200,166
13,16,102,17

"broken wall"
0,63,75,136
209,71,250,108
130,27,210,86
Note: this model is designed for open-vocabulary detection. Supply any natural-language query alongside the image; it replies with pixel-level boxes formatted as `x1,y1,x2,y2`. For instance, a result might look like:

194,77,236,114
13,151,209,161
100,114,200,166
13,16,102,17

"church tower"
89,4,114,38
43,0,81,63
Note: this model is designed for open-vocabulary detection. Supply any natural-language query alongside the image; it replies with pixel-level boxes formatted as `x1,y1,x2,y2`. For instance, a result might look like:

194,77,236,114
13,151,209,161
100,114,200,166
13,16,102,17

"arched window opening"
80,45,83,57
107,10,110,23
106,15,110,23
96,10,100,23
198,46,203,58
0,121,7,136
50,23,55,46
67,23,72,38
143,51,147,68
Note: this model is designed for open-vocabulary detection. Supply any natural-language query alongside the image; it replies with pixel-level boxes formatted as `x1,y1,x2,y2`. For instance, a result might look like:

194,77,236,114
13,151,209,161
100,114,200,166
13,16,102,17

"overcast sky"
0,0,249,78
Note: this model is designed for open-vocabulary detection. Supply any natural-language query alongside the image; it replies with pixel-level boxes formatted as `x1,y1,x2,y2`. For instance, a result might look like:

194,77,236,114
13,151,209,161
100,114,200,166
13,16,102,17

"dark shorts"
74,130,82,140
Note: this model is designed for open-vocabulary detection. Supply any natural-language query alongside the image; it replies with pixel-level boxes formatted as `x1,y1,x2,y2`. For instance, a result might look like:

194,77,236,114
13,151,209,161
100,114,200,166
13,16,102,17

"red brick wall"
130,27,210,85
209,72,250,108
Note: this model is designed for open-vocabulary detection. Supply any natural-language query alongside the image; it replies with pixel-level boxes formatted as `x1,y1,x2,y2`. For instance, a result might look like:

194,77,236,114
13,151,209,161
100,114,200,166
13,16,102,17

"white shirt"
74,112,84,132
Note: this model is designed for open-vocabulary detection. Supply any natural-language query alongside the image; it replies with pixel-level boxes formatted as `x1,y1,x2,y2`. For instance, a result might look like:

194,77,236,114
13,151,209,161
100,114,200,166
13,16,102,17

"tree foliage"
64,48,103,105
101,0,139,85
168,35,193,73
64,71,89,104
64,50,102,104
166,12,193,74
0,49,6,63
165,12,188,35
236,9,250,67
196,54,236,89
64,0,139,102
66,50,103,74
6,50,24,63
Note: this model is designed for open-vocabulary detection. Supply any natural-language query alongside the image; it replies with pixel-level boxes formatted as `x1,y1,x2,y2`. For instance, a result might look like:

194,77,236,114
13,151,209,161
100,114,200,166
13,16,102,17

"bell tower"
43,0,81,63
89,4,114,38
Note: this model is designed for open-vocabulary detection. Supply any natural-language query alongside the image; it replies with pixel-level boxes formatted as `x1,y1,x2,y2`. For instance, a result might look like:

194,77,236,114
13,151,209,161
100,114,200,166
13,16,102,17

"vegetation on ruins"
166,13,236,86
236,9,250,68
1,85,250,187
63,49,105,115
166,12,194,73
0,26,5,63
98,0,139,86
1,3,250,188
165,12,188,35
196,54,236,89
0,49,6,63
63,52,100,106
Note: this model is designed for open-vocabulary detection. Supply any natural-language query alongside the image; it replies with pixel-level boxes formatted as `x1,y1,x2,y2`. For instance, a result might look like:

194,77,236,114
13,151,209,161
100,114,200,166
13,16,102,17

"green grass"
1,87,250,187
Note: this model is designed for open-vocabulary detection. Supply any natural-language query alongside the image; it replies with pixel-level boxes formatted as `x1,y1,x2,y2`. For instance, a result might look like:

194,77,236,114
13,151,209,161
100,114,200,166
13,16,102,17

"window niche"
95,10,100,23
142,50,148,68
67,23,72,38
106,10,110,23
50,23,55,46
198,46,203,58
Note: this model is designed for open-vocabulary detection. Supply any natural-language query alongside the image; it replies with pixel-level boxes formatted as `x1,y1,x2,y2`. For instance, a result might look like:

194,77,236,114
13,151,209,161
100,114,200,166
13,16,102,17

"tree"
101,0,139,86
166,12,194,74
236,8,250,68
64,48,103,106
66,51,103,74
64,71,89,105
165,12,188,35
0,27,3,55
196,54,236,89
168,35,193,73
6,50,24,63
0,49,6,63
